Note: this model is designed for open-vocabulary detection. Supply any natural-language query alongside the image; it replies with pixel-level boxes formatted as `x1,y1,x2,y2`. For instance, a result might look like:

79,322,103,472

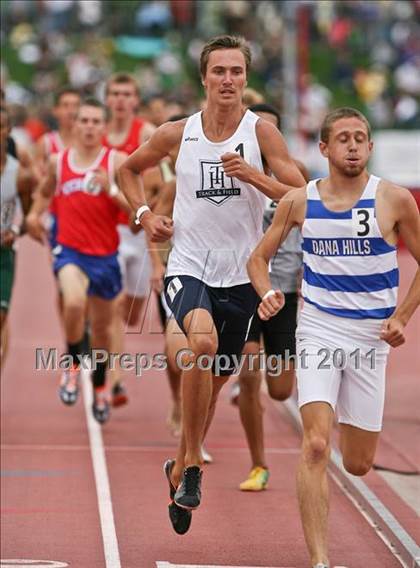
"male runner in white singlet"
118,35,305,534
248,107,420,568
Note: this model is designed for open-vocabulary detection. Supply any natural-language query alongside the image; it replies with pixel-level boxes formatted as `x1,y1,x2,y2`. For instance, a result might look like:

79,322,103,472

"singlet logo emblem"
197,160,241,206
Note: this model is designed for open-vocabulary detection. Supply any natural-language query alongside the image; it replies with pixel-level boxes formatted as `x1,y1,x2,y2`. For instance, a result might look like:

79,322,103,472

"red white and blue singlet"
55,147,120,256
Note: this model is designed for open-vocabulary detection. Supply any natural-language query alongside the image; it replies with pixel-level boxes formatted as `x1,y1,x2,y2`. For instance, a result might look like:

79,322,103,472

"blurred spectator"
40,0,75,34
135,1,172,36
1,0,419,131
354,68,387,103
78,1,103,27
394,95,419,126
8,104,32,147
145,94,185,127
394,57,420,96
300,75,332,138
145,94,170,127
170,0,196,32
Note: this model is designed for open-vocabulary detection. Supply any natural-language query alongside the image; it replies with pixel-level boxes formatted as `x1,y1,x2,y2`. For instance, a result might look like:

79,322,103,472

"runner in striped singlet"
248,107,420,568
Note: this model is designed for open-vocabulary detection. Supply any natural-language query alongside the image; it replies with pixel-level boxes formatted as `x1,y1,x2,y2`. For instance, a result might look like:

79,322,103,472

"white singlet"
166,110,266,287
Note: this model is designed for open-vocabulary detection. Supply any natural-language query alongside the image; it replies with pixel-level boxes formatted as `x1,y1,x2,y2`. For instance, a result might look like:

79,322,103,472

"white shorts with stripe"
296,303,390,432
117,224,151,298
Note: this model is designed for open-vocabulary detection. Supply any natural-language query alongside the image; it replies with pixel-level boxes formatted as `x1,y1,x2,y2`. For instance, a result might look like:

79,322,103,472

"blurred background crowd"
1,0,419,169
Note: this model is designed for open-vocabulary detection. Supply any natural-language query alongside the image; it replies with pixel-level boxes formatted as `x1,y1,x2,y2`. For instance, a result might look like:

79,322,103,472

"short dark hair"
54,87,80,106
105,72,140,98
320,107,371,143
200,35,251,78
78,97,108,120
249,103,281,130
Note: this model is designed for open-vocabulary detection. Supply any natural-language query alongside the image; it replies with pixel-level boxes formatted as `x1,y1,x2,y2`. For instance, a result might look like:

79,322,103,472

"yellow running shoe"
239,466,269,491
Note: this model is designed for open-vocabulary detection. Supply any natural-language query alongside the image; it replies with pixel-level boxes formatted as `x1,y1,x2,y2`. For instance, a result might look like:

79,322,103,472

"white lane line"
0,562,68,567
283,398,420,568
156,564,292,568
81,369,121,568
1,445,90,452
1,444,300,454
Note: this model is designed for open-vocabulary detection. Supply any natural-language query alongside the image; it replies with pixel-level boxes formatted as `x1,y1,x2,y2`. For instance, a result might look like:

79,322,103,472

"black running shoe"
92,390,110,424
174,465,202,510
163,459,192,535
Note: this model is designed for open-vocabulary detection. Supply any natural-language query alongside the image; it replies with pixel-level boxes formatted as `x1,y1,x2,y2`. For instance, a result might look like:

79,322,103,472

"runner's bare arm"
294,159,310,183
106,150,132,213
117,121,181,210
151,179,176,217
17,143,41,183
17,163,36,219
25,155,57,242
221,119,306,199
139,121,177,209
117,121,183,241
34,136,48,177
139,121,156,145
380,187,420,347
144,174,175,288
138,158,171,289
30,155,57,212
92,151,135,214
125,165,167,233
247,188,306,320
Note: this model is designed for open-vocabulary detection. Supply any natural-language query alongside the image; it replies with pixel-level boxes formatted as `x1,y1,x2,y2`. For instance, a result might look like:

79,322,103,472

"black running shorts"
164,275,258,376
247,292,298,357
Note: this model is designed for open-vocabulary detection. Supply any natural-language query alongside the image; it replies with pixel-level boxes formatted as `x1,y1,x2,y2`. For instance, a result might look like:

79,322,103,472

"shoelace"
184,468,201,494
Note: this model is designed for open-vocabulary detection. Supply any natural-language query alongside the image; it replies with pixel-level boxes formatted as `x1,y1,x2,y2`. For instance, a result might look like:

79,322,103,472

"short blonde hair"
242,88,264,106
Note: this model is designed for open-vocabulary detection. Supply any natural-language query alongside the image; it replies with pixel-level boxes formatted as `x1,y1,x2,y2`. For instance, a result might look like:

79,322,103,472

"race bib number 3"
352,208,374,237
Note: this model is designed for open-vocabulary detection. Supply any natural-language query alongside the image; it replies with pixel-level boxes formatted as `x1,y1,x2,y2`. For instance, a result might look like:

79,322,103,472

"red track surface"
1,238,418,568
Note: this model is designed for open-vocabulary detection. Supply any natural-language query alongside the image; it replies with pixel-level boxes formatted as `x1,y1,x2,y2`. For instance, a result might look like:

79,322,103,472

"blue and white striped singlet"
301,175,398,319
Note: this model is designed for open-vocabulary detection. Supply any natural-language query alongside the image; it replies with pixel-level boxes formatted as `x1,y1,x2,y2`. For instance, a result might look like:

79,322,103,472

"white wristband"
134,205,151,226
262,289,276,300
